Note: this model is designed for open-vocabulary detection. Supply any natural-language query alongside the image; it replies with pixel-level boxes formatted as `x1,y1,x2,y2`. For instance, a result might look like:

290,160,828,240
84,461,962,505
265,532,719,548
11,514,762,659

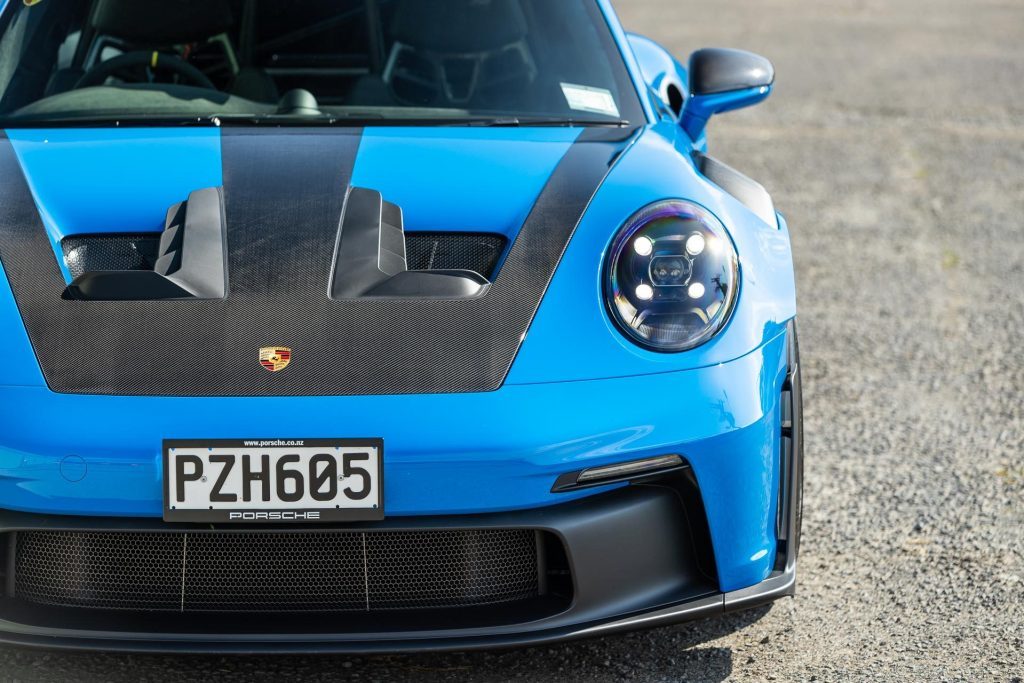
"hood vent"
61,196,508,301
64,233,506,281
62,187,229,301
406,232,506,279
63,234,160,280
330,188,501,300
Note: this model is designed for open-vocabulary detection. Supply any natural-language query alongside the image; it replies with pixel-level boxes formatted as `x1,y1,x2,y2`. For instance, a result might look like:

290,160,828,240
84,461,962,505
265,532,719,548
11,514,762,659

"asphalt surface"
2,0,1023,681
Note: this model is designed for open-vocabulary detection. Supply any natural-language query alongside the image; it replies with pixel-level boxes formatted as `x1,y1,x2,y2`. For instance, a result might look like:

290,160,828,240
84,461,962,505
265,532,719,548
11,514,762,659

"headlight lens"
605,201,739,352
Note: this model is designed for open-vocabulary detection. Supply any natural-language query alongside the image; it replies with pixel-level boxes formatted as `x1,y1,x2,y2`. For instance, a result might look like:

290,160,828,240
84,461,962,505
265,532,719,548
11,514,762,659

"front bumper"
0,477,800,652
0,331,790,592
0,328,798,651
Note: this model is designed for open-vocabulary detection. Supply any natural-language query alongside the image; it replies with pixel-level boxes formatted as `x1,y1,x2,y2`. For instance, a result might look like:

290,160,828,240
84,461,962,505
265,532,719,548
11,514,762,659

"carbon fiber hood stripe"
0,127,634,396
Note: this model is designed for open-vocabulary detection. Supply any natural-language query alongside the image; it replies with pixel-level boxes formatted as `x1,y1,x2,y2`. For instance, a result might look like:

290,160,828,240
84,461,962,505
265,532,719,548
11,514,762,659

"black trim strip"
0,126,637,396
725,320,802,610
3,533,14,598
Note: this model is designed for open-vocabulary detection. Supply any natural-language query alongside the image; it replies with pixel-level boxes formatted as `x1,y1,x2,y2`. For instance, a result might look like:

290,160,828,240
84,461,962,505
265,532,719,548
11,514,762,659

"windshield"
0,0,643,126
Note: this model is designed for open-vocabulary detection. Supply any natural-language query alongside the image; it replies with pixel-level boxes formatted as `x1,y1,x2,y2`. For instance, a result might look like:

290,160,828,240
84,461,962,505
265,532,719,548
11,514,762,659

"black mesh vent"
0,534,10,596
14,529,541,613
61,232,507,281
405,233,507,277
62,234,160,280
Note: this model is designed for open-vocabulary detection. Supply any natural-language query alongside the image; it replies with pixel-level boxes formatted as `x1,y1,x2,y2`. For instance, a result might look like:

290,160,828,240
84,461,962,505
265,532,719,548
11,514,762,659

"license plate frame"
163,438,384,524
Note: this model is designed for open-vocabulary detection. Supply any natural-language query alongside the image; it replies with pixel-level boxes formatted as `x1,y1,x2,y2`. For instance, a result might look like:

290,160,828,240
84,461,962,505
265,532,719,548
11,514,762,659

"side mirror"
680,48,775,141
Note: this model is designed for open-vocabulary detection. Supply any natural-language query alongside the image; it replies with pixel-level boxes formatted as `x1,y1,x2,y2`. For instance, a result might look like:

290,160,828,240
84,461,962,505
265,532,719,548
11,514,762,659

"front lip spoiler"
0,571,794,654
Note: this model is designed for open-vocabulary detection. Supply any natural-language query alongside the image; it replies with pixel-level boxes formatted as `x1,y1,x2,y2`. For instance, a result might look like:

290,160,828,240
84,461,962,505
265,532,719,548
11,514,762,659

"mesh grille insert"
405,233,507,277
14,529,541,613
61,232,508,281
62,234,160,280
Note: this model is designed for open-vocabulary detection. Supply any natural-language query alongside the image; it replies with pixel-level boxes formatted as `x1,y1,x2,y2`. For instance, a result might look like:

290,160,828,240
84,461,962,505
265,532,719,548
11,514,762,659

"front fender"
507,123,797,385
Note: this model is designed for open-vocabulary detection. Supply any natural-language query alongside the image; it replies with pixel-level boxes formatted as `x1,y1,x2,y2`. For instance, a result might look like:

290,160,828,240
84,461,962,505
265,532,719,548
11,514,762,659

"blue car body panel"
7,126,582,282
0,0,797,603
0,331,787,590
6,128,223,283
350,127,582,240
0,129,793,592
625,33,689,119
508,121,796,384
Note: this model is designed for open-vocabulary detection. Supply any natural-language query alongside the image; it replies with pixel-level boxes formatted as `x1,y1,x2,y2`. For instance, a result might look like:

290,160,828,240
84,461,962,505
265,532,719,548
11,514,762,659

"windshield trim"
0,113,635,129
593,0,655,126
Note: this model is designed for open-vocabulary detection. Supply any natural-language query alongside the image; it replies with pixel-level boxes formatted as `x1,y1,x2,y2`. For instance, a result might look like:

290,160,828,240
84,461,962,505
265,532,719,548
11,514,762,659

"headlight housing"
605,200,739,352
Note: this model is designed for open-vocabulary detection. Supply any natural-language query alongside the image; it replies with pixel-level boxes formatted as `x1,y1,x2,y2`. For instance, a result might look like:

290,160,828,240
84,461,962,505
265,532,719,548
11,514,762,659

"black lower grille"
14,529,542,613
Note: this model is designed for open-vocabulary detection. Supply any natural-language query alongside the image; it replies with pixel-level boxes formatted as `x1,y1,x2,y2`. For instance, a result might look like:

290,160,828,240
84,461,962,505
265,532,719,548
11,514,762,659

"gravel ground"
2,0,1023,681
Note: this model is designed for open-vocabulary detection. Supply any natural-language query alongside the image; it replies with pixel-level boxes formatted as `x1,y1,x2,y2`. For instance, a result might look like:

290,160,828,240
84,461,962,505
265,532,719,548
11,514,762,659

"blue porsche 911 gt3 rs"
0,0,801,652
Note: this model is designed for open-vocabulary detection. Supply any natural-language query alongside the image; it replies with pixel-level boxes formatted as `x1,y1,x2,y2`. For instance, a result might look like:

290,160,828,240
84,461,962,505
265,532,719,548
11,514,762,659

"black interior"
91,0,235,45
0,0,644,122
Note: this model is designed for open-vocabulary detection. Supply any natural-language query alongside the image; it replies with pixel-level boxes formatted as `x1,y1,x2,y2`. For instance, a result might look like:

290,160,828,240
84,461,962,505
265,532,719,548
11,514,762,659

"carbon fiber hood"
0,127,635,396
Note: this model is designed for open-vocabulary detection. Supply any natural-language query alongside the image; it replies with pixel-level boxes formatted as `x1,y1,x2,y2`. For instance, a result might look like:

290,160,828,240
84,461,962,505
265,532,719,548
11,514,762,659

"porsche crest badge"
259,347,292,373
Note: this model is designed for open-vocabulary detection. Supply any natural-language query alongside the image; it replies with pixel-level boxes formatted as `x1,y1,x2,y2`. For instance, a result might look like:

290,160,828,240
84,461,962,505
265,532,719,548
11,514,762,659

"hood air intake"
63,187,228,301
330,187,491,299
60,188,506,302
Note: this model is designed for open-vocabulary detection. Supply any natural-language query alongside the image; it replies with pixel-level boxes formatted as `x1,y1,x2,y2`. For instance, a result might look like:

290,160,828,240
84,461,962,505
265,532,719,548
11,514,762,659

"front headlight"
605,200,739,352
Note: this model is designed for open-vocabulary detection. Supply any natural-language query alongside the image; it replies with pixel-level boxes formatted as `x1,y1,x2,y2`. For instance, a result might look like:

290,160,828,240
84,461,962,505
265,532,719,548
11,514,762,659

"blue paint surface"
351,127,579,239
626,32,690,120
0,332,787,591
6,128,223,282
0,4,796,595
682,85,773,141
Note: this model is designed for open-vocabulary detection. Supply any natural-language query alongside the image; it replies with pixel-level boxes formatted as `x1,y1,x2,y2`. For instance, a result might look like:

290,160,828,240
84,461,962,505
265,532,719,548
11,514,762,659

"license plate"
163,439,383,523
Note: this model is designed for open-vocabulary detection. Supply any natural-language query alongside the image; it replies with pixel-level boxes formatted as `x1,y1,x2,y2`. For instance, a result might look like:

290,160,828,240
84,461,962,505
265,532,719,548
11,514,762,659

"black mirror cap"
689,48,775,96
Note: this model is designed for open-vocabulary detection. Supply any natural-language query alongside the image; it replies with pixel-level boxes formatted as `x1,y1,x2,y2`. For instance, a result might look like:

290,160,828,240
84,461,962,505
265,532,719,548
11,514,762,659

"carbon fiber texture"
0,127,633,396
62,231,508,280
